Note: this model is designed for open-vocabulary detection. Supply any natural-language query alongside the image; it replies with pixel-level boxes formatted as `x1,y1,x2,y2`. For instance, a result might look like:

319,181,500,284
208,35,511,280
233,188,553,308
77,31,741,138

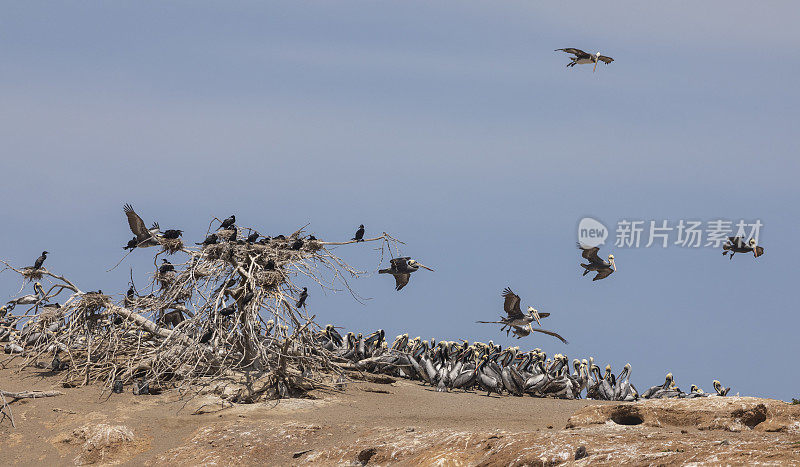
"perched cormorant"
163,229,183,239
352,224,365,242
218,303,236,316
378,257,434,291
296,287,308,308
578,244,616,281
265,259,276,270
159,259,174,274
220,214,236,230
33,251,48,270
196,233,218,246
247,231,260,243
290,238,304,250
239,291,255,306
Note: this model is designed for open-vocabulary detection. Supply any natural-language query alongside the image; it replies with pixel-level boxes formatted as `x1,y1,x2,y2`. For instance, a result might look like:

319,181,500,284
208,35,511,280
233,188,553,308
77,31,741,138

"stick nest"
21,268,44,281
159,238,184,254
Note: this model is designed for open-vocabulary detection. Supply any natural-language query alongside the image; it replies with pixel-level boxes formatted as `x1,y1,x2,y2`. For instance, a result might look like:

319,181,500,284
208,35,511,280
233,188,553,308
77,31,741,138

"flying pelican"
555,48,614,72
378,257,434,291
33,251,48,270
477,288,567,344
578,244,616,281
123,204,160,247
722,236,764,259
352,224,365,242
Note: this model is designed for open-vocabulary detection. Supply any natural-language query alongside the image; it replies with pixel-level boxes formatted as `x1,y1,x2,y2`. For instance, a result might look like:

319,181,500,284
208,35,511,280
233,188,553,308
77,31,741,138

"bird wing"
124,204,149,240
502,287,523,319
531,327,569,344
593,268,614,281
578,243,604,265
727,236,744,247
394,273,410,291
390,257,410,271
556,48,589,58
597,55,614,64
754,245,765,257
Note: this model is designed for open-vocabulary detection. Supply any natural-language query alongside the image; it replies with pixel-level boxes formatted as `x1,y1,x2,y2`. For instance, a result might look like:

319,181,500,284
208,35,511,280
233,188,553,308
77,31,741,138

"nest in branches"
1,225,398,404
21,267,44,281
255,271,284,288
159,238,184,254
78,293,110,311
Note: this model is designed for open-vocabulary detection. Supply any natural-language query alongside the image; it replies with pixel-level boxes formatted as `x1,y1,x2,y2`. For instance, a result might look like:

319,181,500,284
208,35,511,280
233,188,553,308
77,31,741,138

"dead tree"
0,222,404,403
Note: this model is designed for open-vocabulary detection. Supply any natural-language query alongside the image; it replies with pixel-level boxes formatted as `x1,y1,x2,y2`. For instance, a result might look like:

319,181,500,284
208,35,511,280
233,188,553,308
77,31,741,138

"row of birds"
316,325,731,400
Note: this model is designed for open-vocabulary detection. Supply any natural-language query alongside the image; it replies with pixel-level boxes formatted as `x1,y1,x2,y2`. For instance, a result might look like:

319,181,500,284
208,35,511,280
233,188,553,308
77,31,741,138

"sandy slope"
1,365,798,465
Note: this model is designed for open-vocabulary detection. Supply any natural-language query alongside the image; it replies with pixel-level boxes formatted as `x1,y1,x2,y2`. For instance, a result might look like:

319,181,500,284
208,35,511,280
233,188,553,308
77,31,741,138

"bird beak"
417,263,434,272
531,309,541,327
593,57,598,73
610,258,616,271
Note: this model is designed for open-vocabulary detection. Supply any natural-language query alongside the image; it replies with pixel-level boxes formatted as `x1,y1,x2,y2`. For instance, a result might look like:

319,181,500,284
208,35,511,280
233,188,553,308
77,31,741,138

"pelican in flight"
123,204,160,248
555,48,614,72
578,244,616,281
722,236,764,259
379,257,434,291
477,288,567,344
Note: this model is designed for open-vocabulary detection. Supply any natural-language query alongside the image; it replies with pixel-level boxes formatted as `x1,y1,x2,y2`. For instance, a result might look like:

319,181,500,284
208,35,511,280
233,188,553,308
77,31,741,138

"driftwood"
0,222,404,403
0,389,63,399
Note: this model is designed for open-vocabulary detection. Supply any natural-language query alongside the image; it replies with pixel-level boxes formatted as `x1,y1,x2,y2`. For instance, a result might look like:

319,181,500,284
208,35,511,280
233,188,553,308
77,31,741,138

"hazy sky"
2,2,798,400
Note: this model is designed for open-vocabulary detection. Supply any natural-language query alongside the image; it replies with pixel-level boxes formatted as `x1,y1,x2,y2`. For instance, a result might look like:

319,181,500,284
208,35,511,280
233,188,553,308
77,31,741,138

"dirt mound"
566,396,800,433
55,423,143,465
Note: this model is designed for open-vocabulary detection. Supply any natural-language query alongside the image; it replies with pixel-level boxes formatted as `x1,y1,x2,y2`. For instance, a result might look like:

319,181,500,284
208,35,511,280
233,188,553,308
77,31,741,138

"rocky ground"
1,365,798,465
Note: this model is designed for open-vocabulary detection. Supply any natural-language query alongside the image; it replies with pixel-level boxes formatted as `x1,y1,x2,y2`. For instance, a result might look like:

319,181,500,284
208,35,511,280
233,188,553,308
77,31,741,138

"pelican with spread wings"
722,236,764,259
477,288,568,344
123,204,161,248
578,244,616,281
378,257,434,291
555,48,614,72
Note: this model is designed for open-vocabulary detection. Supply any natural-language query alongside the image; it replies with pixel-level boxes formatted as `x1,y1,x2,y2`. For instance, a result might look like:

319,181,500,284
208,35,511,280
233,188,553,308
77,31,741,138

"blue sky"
1,1,798,400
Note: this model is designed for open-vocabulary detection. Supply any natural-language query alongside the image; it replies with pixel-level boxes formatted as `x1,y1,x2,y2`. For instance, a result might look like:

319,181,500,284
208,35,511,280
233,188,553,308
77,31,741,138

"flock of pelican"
3,202,761,402
317,325,731,400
